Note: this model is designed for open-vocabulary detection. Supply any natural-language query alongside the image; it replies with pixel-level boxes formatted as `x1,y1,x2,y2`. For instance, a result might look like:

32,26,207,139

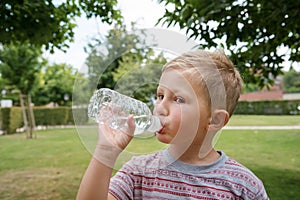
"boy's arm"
76,116,135,200
76,155,117,200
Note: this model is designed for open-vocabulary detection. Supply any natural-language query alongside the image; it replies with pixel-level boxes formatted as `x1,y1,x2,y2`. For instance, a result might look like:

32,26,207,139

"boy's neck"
168,145,220,165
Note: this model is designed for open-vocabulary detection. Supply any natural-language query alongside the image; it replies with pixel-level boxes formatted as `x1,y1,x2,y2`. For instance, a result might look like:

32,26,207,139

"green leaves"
84,23,167,104
0,0,122,52
158,0,300,87
283,68,300,93
32,63,78,106
85,23,150,90
0,41,43,94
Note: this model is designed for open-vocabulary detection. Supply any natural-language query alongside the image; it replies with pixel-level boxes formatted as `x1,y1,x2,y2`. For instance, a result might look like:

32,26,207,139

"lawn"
0,129,89,200
227,115,300,126
0,115,299,199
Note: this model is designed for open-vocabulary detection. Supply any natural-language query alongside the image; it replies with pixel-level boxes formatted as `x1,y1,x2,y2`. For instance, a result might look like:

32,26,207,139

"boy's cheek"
171,112,184,129
152,105,158,115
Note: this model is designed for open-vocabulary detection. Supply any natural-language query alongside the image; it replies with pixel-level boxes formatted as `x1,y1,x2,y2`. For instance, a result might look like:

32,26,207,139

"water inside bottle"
114,115,152,135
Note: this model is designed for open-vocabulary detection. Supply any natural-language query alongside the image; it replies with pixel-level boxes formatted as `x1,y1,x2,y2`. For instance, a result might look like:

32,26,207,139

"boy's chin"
156,133,171,144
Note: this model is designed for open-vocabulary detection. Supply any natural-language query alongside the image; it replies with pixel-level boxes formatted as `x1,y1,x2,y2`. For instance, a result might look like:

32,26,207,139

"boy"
77,50,269,199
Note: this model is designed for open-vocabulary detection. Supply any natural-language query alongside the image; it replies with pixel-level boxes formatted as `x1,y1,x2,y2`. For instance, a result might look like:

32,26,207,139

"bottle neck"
147,115,162,132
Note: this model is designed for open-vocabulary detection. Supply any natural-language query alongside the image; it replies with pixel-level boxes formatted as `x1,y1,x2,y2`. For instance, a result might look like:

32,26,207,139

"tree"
72,72,89,105
0,41,44,137
85,23,154,91
0,0,122,52
283,68,300,93
0,74,9,97
157,0,300,88
33,63,78,106
0,42,43,94
113,52,167,106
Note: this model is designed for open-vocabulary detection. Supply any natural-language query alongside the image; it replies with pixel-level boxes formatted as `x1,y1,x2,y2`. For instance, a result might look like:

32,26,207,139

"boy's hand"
94,115,135,167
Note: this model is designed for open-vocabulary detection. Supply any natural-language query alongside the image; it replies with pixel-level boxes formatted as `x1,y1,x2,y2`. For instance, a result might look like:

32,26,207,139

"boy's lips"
156,118,165,134
157,126,164,134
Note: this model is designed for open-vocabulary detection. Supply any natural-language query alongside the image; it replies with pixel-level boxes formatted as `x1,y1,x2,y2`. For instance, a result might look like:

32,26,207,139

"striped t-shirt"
109,149,269,200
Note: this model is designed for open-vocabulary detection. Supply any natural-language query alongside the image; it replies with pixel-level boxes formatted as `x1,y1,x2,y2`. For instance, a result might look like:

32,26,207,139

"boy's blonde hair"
162,50,242,116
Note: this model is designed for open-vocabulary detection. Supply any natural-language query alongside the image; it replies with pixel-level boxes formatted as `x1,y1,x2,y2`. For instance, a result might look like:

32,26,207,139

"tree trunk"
27,94,36,139
20,93,29,137
20,93,36,139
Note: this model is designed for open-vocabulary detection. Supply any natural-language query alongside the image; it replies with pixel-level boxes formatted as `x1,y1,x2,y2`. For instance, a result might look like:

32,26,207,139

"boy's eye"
175,97,185,104
157,94,164,100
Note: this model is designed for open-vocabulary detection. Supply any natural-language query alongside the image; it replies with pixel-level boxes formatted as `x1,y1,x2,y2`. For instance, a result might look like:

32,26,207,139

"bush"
0,108,11,134
68,108,75,125
34,107,89,126
34,107,69,126
0,106,89,134
71,106,88,125
235,100,300,115
0,107,23,134
9,107,23,134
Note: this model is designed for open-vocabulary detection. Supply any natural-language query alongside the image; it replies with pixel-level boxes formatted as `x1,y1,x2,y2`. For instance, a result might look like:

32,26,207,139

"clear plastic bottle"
88,88,162,135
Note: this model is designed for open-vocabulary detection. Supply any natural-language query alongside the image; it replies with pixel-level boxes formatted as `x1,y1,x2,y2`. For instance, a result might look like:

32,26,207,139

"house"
239,72,300,101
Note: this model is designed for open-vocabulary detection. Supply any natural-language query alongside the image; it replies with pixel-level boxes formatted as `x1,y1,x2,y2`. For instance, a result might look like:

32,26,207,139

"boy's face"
153,69,211,146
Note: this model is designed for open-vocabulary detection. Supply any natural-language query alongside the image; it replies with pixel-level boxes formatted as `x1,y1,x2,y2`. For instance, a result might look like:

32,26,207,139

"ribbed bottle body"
88,88,161,135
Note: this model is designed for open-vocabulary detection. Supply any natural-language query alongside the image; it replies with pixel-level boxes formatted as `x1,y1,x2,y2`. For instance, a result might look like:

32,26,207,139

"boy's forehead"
158,69,197,93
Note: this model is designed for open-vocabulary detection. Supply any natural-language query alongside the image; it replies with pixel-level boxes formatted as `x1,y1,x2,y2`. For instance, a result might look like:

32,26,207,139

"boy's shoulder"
219,155,262,184
123,149,168,173
218,155,268,199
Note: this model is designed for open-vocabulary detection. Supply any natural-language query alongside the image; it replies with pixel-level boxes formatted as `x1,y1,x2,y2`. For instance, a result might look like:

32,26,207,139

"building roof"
239,90,283,101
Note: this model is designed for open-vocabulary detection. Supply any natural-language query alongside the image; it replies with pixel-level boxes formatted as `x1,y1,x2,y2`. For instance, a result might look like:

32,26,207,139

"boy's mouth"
157,122,165,134
156,119,165,134
157,126,164,134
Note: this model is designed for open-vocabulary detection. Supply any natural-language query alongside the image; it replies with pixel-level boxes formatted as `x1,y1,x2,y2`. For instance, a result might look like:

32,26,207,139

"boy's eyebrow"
156,85,163,91
157,85,187,96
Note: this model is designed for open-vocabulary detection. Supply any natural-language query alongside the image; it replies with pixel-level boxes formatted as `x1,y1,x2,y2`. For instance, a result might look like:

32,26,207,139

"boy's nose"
153,101,168,116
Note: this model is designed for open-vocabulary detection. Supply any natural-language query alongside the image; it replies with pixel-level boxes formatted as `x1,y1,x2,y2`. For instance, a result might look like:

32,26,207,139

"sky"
44,0,170,71
43,0,299,72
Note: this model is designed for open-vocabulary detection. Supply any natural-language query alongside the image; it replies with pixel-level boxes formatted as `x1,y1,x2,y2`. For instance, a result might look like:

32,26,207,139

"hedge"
235,100,300,115
0,107,88,134
0,108,11,134
9,107,23,134
34,107,70,126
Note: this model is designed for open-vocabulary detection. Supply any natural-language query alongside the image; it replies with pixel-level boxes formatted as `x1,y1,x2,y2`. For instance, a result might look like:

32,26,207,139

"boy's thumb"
126,115,136,136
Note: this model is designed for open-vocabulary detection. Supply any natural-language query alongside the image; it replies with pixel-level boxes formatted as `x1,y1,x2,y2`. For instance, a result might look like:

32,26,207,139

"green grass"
227,115,300,126
0,129,90,200
0,116,300,199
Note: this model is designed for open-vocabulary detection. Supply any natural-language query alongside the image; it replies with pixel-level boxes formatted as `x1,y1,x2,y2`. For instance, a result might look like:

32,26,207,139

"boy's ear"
208,110,229,131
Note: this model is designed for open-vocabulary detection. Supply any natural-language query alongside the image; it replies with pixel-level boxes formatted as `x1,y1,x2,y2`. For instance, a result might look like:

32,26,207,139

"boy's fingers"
126,115,136,136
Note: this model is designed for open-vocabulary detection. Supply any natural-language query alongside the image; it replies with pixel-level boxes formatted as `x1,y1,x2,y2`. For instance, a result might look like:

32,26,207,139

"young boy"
77,50,269,199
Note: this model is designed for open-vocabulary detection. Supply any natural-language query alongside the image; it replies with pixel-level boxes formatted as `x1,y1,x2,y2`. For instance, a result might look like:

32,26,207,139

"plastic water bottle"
88,88,162,135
